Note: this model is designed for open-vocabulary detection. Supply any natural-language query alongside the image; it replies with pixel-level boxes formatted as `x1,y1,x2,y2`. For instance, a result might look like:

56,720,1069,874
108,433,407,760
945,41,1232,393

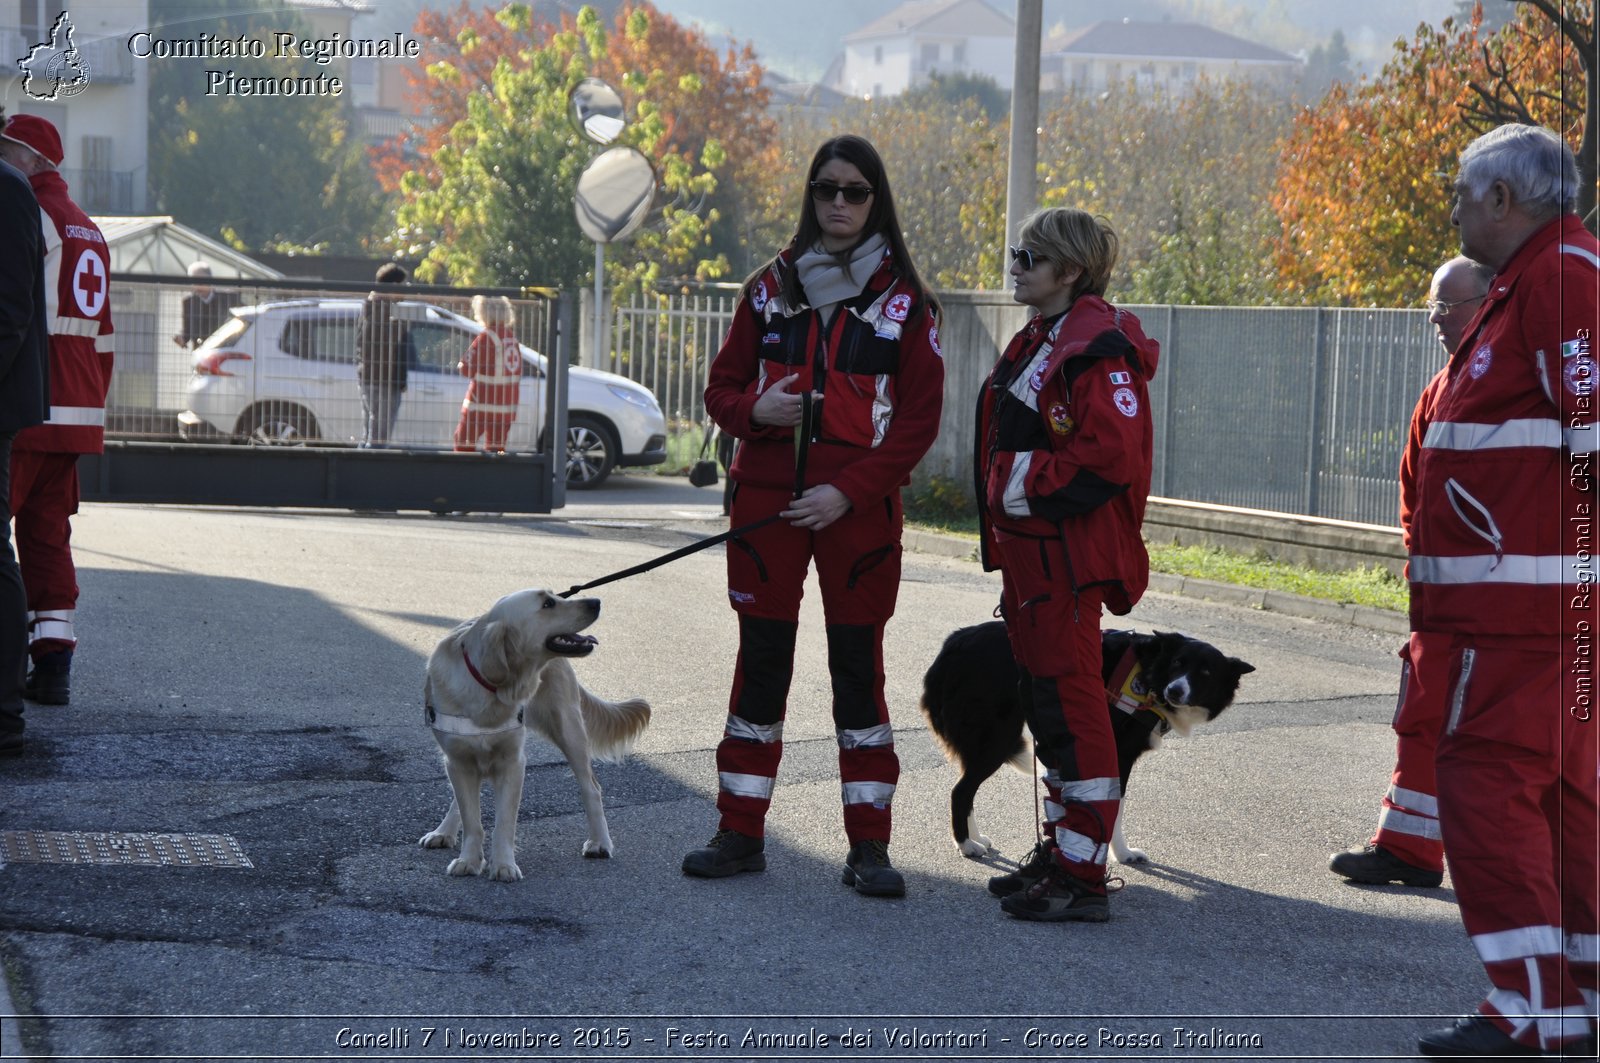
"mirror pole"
592,242,605,372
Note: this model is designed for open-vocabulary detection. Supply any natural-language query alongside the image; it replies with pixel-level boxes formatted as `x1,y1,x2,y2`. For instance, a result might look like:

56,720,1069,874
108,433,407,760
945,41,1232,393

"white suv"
175,299,666,487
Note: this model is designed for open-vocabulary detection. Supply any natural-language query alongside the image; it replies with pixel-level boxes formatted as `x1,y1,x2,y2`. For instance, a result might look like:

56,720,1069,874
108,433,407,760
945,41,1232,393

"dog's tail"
579,687,652,763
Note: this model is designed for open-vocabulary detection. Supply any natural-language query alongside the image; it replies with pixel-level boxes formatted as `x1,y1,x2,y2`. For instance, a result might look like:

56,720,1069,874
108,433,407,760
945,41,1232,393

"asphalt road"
0,472,1484,1062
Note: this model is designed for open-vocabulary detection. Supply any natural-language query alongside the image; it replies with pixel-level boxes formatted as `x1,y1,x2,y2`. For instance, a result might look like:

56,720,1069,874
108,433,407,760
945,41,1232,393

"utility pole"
1003,0,1043,286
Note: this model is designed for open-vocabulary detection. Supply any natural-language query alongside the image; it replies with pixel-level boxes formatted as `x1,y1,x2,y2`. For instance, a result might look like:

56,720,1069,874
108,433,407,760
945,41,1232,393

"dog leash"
557,394,817,600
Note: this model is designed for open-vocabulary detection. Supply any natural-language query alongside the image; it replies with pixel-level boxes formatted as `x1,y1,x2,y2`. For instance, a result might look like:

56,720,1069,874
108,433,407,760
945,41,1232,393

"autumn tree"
381,2,774,289
1274,3,1594,306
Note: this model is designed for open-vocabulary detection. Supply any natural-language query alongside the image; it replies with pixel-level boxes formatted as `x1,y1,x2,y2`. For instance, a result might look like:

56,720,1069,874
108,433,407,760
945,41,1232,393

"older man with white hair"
1412,123,1599,1058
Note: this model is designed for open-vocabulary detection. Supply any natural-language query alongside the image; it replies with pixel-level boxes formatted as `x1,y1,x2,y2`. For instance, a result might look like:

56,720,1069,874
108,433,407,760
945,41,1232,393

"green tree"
393,4,730,293
904,72,1010,123
146,0,389,253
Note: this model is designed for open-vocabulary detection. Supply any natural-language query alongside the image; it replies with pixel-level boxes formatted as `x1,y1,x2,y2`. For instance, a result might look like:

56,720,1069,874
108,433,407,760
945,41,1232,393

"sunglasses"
1009,246,1045,271
810,180,874,205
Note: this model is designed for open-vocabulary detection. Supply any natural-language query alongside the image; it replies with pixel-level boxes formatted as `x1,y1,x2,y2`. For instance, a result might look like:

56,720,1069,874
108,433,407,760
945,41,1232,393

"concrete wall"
1144,498,1405,578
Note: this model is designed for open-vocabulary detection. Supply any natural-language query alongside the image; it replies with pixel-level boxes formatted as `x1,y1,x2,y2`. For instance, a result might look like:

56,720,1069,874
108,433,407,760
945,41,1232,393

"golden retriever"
418,589,650,882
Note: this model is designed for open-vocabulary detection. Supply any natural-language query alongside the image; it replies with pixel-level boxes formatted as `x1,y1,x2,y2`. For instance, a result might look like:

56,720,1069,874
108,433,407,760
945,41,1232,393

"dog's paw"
958,837,992,859
1114,847,1149,865
582,841,612,859
418,830,458,850
486,860,524,882
445,855,485,877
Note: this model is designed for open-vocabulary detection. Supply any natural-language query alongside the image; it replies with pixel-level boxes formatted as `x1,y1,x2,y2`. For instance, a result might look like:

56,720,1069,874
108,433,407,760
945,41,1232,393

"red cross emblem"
72,250,106,317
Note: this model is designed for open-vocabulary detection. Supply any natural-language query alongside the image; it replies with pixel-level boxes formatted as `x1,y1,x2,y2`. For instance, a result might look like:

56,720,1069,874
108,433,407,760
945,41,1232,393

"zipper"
1445,648,1476,735
1535,349,1555,405
1443,478,1505,561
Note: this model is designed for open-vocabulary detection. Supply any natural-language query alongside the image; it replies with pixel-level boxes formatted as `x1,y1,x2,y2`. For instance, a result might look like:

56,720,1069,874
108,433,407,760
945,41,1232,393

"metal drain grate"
0,830,254,868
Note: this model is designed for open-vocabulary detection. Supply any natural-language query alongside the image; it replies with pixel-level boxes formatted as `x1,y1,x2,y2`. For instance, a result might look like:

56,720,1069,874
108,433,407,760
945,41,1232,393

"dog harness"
423,678,524,737
1104,644,1171,735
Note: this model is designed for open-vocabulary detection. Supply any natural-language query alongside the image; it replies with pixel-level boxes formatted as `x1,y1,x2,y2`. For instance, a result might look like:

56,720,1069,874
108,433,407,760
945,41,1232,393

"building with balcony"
3,1,150,213
828,0,1015,99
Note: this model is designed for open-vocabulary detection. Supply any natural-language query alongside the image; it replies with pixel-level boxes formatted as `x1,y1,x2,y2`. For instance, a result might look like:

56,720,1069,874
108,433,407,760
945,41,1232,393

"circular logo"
1468,343,1493,380
885,293,911,322
927,322,941,358
45,52,91,98
1113,387,1139,418
1566,355,1597,397
70,249,107,317
752,281,768,312
503,346,521,373
1047,401,1073,435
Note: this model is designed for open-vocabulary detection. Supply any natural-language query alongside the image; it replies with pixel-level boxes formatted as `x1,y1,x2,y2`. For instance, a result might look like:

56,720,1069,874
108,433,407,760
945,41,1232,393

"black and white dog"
920,622,1254,863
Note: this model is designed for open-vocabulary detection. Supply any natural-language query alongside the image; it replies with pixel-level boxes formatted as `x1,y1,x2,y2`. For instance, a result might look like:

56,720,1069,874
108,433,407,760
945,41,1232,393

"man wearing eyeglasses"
1329,255,1490,890
1405,124,1599,1059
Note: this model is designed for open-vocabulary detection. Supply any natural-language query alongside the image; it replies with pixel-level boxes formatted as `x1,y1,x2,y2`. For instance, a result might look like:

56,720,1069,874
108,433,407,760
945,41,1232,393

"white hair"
1457,124,1579,220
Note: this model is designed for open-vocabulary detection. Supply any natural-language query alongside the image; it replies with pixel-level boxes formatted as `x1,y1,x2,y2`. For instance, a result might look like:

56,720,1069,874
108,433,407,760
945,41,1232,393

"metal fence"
584,287,1443,529
107,275,558,456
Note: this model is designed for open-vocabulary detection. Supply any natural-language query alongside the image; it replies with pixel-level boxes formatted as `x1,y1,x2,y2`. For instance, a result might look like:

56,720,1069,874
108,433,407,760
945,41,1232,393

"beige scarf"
794,232,888,310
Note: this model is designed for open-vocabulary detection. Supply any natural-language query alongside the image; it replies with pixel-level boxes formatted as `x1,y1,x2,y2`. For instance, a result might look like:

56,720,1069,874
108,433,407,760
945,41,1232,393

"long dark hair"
753,134,937,314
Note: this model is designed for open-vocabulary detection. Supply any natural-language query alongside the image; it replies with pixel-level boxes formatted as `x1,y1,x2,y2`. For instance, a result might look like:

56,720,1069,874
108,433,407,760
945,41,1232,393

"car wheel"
240,402,318,447
566,415,616,489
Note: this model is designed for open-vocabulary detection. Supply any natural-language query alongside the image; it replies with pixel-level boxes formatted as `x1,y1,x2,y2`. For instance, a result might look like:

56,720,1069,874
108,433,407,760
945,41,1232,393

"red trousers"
454,409,513,453
1435,635,1599,1051
9,451,80,658
995,532,1117,883
714,484,902,844
1370,632,1450,872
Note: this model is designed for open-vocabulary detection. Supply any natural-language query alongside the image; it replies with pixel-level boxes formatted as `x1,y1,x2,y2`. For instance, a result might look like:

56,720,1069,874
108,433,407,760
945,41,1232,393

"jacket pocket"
1443,478,1504,557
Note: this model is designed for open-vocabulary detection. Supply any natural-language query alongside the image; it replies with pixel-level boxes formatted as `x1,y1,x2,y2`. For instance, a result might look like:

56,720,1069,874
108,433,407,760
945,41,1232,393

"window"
280,317,358,364
922,42,939,65
408,322,473,374
953,43,966,65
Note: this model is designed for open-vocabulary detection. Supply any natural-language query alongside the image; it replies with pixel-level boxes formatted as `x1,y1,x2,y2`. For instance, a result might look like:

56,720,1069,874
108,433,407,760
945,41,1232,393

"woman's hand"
782,485,852,531
751,373,821,428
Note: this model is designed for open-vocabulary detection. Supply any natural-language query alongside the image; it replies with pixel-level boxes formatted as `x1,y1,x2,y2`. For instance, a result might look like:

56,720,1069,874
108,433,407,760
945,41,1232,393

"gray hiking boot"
987,839,1057,898
842,839,906,897
682,828,766,878
1000,864,1110,923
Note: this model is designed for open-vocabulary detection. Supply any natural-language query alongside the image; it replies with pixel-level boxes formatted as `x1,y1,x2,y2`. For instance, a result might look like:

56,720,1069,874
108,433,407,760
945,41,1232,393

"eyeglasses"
1424,295,1486,317
810,181,873,205
1009,246,1046,271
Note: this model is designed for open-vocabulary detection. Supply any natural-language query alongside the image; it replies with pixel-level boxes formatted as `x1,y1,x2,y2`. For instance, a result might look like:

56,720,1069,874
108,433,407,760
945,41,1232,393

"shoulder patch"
1108,370,1131,385
752,280,769,312
1113,387,1139,418
885,293,912,322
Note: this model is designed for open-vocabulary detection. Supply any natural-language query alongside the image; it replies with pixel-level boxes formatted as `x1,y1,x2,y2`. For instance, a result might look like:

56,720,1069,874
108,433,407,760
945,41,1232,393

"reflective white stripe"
430,712,523,737
1561,243,1600,270
465,402,518,415
837,723,893,749
51,316,99,337
1488,986,1595,1047
1387,784,1439,818
1376,806,1441,840
45,405,105,427
870,374,891,449
1043,798,1066,822
719,772,774,800
1474,925,1563,962
724,715,783,744
841,781,895,805
1057,776,1122,802
1423,419,1562,451
1054,825,1107,865
1410,553,1591,585
1567,932,1600,965
94,333,114,353
471,374,520,385
1003,450,1033,518
1566,423,1598,455
28,620,74,642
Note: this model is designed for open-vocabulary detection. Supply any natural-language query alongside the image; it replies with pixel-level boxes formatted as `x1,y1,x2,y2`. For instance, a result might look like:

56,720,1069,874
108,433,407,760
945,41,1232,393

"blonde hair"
472,294,516,329
1017,208,1120,302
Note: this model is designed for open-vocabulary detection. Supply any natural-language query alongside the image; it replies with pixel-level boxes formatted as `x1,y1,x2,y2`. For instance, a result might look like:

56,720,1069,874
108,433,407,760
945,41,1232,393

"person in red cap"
0,114,115,708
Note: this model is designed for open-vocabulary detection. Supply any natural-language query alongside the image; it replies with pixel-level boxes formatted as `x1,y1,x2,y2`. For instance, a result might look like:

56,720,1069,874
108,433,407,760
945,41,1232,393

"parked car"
175,299,666,488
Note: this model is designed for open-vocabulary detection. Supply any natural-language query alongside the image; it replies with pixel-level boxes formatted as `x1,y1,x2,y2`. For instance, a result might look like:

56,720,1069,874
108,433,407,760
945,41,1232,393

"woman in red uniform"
454,295,521,454
976,208,1160,922
685,135,944,898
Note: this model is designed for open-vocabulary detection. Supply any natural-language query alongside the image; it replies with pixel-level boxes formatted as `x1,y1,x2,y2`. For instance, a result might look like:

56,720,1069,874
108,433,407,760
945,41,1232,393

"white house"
3,1,150,213
830,0,1015,99
1043,20,1302,95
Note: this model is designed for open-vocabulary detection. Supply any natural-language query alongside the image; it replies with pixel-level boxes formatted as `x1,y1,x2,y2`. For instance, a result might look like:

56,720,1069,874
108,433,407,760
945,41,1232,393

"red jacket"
16,169,113,455
704,248,944,510
1399,369,1448,551
459,325,520,414
1408,213,1599,637
977,296,1160,615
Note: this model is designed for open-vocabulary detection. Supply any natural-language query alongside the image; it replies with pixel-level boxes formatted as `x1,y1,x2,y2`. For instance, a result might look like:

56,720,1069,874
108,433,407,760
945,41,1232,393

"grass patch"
903,485,1407,613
